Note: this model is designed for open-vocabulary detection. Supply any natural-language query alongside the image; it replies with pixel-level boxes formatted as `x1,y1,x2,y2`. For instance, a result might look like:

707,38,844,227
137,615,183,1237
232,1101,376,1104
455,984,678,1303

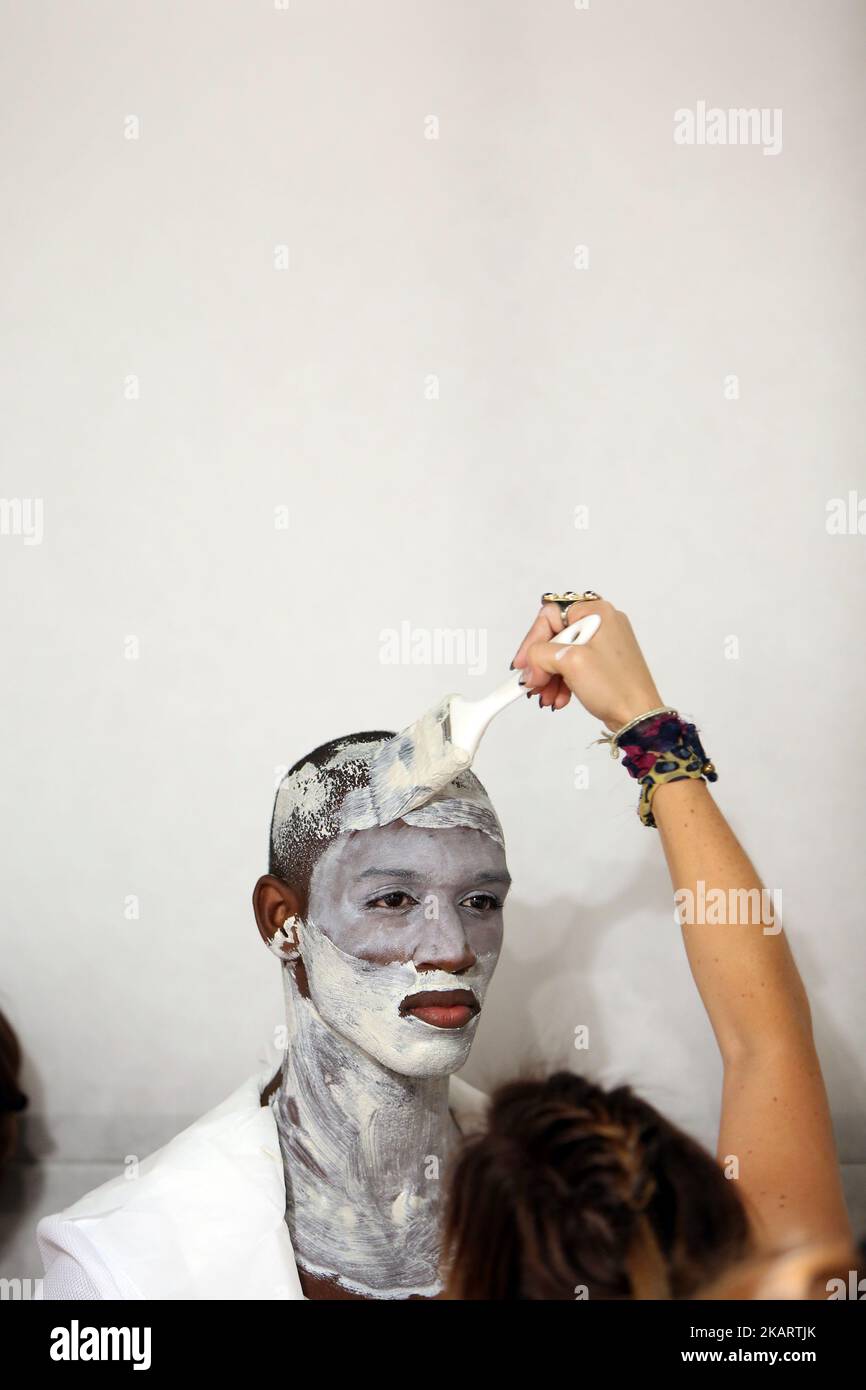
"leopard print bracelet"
608,710,718,828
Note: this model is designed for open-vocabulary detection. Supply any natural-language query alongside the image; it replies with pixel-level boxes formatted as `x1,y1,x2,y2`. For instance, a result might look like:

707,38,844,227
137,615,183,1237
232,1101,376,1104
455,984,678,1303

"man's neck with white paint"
272,971,458,1299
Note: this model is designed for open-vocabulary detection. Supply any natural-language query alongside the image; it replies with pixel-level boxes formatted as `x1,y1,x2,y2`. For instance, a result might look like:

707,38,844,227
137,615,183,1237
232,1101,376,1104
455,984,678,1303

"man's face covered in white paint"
298,819,509,1078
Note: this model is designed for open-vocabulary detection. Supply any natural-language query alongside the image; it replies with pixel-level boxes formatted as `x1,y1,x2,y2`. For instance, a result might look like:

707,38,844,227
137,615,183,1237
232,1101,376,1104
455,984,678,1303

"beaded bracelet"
597,709,718,828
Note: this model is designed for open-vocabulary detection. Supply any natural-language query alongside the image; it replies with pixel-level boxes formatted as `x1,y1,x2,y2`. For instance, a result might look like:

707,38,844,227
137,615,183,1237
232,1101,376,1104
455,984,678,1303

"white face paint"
297,913,497,1077
270,812,510,1297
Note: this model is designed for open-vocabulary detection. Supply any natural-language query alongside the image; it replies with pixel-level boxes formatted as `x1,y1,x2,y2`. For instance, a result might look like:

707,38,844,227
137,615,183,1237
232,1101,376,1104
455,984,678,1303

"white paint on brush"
272,734,505,853
365,700,474,826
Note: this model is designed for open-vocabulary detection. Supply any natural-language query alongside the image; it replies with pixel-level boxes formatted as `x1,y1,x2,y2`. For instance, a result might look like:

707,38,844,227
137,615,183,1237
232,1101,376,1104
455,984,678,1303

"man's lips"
399,989,480,1030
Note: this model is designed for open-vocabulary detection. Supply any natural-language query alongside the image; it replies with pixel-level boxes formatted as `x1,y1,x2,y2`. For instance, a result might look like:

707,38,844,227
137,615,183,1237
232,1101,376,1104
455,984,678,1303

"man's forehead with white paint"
270,733,505,875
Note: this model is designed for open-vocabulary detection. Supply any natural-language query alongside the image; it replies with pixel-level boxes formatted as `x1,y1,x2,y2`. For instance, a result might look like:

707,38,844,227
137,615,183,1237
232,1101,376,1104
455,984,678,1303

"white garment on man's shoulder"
36,1053,489,1301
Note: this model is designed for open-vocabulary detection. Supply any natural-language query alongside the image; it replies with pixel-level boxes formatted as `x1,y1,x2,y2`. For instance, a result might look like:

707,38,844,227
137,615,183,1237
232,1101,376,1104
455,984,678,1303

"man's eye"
367,891,417,910
461,893,500,912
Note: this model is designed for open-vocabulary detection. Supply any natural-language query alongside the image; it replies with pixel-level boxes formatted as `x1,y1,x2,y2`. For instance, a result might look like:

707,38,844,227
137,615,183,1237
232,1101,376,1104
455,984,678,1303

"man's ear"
253,875,302,961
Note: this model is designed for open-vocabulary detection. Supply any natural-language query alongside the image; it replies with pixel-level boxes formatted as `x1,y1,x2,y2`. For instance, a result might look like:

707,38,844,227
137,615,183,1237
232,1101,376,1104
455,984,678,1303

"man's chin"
366,1022,477,1079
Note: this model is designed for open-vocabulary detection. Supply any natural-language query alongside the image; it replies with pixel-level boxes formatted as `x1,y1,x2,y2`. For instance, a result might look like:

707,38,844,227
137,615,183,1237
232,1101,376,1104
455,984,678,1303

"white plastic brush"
366,613,602,827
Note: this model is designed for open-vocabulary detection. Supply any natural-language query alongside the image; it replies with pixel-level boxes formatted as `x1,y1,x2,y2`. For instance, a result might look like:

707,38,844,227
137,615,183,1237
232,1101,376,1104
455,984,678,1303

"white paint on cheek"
297,914,496,1076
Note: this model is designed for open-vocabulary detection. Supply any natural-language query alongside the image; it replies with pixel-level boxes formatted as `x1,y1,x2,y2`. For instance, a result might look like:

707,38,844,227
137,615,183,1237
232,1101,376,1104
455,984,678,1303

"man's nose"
414,902,477,974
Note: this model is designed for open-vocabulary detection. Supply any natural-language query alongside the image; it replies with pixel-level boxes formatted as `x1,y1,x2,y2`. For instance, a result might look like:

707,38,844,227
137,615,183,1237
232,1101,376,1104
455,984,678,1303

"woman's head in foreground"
443,1071,752,1299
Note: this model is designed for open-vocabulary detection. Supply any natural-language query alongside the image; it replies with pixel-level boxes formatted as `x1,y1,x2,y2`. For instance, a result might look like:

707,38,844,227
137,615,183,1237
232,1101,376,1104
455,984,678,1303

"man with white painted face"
35,731,504,1301
254,731,509,1299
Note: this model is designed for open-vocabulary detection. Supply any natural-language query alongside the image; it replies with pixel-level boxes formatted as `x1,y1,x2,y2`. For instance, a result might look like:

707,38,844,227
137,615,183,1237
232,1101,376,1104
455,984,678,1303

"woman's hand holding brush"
511,597,664,731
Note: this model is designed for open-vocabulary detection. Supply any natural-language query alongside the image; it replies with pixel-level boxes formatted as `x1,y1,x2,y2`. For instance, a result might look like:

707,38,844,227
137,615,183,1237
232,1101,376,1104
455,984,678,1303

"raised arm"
651,775,850,1248
515,596,851,1250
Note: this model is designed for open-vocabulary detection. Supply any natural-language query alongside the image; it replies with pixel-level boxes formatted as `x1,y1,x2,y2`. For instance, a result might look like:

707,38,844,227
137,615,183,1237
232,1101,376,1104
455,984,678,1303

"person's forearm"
717,1043,852,1245
651,777,812,1064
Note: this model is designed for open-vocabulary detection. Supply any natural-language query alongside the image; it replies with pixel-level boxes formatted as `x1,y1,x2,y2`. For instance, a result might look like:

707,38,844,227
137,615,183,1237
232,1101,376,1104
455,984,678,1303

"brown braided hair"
443,1071,751,1300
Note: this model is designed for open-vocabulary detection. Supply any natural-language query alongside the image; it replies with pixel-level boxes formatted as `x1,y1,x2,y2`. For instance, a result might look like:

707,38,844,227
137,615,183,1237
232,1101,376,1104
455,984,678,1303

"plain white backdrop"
2,0,865,1177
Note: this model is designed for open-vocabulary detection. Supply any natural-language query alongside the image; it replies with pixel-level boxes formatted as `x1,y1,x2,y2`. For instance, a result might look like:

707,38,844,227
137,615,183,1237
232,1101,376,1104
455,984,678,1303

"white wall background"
3,0,865,1172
